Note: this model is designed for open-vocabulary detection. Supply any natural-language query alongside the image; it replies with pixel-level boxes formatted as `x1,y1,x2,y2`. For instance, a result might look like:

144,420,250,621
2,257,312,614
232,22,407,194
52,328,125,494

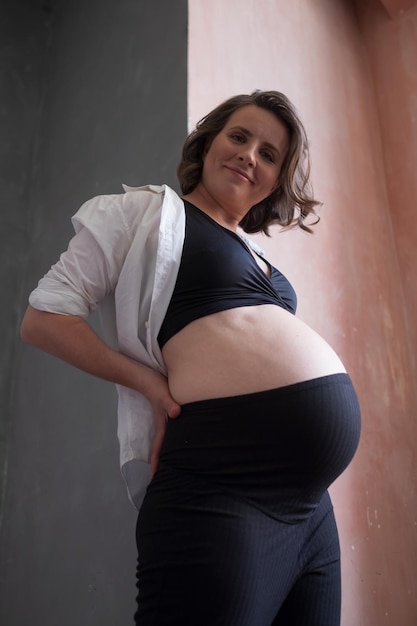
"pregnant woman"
21,90,361,626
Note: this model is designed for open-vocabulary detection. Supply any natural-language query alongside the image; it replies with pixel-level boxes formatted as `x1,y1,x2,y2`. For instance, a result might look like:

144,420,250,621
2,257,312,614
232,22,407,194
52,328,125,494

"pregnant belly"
162,305,347,405
159,374,361,522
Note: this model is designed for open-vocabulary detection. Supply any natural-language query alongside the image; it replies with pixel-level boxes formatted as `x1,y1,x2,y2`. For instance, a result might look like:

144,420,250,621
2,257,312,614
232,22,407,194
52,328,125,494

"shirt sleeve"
29,194,132,318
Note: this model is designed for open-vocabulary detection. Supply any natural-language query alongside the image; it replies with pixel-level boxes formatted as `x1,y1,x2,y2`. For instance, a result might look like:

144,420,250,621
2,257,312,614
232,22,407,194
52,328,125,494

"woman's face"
200,105,289,214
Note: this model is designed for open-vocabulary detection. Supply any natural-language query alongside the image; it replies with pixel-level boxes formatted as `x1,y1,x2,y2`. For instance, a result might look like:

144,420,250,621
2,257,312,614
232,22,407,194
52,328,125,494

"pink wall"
356,0,417,390
354,0,417,619
188,0,417,623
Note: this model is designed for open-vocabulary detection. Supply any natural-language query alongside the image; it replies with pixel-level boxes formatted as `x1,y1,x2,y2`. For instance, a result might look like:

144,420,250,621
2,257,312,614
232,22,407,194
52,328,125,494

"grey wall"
0,1,187,624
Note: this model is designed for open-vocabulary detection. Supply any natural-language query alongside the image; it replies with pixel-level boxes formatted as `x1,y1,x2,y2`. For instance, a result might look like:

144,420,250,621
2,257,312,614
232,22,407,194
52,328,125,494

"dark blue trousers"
134,375,360,625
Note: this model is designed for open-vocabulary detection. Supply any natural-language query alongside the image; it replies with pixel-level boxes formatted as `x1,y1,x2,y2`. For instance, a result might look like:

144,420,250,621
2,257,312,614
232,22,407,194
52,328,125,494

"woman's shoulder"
71,184,181,234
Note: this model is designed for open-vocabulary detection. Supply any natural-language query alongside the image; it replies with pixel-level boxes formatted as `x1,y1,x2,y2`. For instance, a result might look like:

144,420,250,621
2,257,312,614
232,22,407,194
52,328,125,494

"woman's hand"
145,371,182,478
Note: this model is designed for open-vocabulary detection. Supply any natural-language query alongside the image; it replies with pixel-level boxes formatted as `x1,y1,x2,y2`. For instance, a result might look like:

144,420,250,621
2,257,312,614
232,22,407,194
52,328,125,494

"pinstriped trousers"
134,375,361,625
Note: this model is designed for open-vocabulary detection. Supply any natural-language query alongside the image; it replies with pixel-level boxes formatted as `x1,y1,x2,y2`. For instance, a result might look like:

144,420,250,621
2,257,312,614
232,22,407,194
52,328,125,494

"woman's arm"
21,306,181,475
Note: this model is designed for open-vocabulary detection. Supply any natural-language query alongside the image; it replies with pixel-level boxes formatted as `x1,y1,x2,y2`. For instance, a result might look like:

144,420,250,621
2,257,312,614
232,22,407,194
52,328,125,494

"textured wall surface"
0,0,48,540
187,0,417,623
0,1,187,624
354,0,417,621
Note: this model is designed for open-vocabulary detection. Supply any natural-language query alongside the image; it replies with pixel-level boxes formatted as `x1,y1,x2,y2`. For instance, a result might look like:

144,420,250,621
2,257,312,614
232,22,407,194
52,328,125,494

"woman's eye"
230,134,245,142
261,151,274,162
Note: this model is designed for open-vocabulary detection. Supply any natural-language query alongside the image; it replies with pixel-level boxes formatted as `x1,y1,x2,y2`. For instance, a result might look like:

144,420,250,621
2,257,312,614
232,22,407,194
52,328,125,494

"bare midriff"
162,304,346,405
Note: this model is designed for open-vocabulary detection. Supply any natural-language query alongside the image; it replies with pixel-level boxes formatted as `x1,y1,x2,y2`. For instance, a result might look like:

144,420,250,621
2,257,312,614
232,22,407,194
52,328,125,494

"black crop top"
157,202,297,349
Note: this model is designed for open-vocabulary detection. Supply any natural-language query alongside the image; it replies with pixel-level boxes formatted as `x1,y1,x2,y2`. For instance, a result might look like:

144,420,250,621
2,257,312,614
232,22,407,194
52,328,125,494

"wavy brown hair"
177,90,320,235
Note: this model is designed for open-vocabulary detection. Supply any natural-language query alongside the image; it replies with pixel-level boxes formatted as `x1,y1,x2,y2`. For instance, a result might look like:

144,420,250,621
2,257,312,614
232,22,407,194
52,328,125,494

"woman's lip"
224,166,252,183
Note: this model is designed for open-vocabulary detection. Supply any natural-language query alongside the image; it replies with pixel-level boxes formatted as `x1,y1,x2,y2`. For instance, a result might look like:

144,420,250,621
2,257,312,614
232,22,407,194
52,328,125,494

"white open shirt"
29,184,186,509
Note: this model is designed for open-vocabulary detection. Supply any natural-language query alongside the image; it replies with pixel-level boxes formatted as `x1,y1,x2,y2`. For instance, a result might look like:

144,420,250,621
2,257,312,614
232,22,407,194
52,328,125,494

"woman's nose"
238,144,256,166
